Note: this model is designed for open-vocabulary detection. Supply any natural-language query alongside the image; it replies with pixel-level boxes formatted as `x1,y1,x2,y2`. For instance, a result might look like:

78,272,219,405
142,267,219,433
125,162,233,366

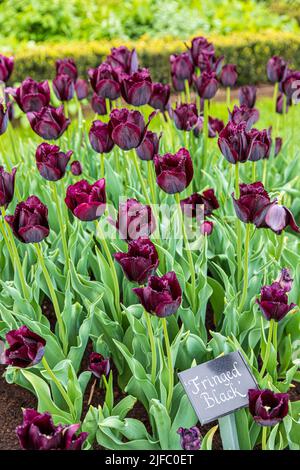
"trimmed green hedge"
9,32,300,86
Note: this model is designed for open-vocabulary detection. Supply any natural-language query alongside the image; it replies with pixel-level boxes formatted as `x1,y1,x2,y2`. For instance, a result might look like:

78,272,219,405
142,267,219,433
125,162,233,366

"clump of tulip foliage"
0,37,299,452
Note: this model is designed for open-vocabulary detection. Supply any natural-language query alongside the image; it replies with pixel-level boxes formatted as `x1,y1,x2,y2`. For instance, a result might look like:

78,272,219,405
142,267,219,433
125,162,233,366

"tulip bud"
120,69,152,106
107,46,138,74
0,166,17,209
70,160,83,176
109,108,155,151
5,196,50,243
194,71,219,100
27,105,70,140
172,103,198,131
56,58,78,81
276,268,293,292
0,102,9,135
220,64,238,87
238,85,257,108
53,74,75,102
35,143,72,181
267,56,287,83
229,104,259,130
0,54,14,82
1,326,45,367
88,352,110,379
65,179,106,221
149,82,170,111
114,237,159,284
177,426,202,450
89,120,114,154
248,389,289,426
256,281,296,322
75,79,89,100
154,148,194,194
200,220,214,236
6,78,50,113
136,131,161,161
274,137,283,156
91,93,107,115
133,271,182,317
88,63,120,100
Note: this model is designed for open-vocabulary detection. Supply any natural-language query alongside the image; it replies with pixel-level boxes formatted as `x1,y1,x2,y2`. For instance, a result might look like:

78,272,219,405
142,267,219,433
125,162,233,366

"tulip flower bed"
0,35,300,452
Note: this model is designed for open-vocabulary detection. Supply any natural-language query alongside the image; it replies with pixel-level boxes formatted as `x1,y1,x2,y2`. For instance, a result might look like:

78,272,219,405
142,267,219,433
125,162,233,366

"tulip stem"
252,162,256,182
41,357,76,419
238,223,251,313
145,311,157,385
100,153,105,178
226,87,231,109
184,80,191,103
0,216,15,267
273,320,278,366
260,319,274,378
261,426,268,451
105,98,111,116
162,318,173,412
262,159,267,187
52,183,69,273
235,163,242,287
35,243,68,355
273,82,279,117
203,99,209,170
147,160,157,206
132,151,152,207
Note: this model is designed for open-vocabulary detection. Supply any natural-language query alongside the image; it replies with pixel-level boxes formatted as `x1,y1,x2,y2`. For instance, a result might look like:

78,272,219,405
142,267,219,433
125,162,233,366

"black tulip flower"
65,179,106,221
189,36,215,67
91,93,107,115
276,93,290,114
194,71,219,100
111,198,156,241
120,68,152,106
75,79,89,100
220,64,238,87
256,281,296,322
89,120,114,154
194,115,224,138
274,137,283,157
267,56,287,83
6,78,50,113
0,54,14,82
170,52,194,82
281,70,300,101
0,166,17,209
61,424,88,450
114,237,159,284
239,85,257,108
276,268,293,292
35,143,72,181
27,105,70,140
181,188,219,218
5,196,50,243
149,82,170,111
53,74,75,102
107,46,138,74
248,389,289,426
218,121,253,164
133,271,182,317
177,426,201,450
172,103,198,131
136,130,161,161
154,148,194,194
88,352,110,379
88,63,121,100
232,182,272,224
109,108,155,151
70,160,82,176
56,58,78,81
247,128,272,161
229,104,259,130
256,202,300,234
1,325,45,367
0,102,9,135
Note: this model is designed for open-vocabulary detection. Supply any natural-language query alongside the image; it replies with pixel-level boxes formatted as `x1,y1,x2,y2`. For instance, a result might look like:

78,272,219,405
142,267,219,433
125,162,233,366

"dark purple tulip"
256,281,296,322
276,268,293,292
0,102,9,135
120,68,152,106
232,182,272,224
281,70,300,101
16,409,88,450
177,426,201,450
27,105,70,140
114,237,159,284
111,198,156,241
200,220,214,236
218,121,253,164
70,160,82,176
248,389,289,426
149,82,170,111
35,143,72,181
91,93,107,115
89,121,114,154
267,56,287,83
154,148,194,194
170,52,194,82
6,78,50,113
200,54,224,75
75,79,89,100
171,75,187,93
172,103,198,131
181,188,219,218
136,131,161,161
53,74,75,102
5,196,50,243
194,71,219,100
189,36,215,67
0,166,16,208
229,104,259,131
247,128,272,161
259,203,300,234
133,271,182,317
107,46,138,74
1,326,45,367
276,93,290,114
274,137,283,157
88,352,110,379
109,108,155,151
239,86,257,108
56,58,78,81
0,54,14,82
220,64,238,87
194,115,224,138
65,179,106,221
88,63,120,100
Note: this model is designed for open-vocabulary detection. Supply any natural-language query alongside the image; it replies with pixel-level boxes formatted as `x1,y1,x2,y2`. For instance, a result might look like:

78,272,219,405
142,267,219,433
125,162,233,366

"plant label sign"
178,351,258,424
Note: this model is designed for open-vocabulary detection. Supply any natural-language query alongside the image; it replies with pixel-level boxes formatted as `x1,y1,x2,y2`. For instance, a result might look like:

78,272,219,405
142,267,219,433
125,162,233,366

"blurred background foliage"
0,0,299,47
